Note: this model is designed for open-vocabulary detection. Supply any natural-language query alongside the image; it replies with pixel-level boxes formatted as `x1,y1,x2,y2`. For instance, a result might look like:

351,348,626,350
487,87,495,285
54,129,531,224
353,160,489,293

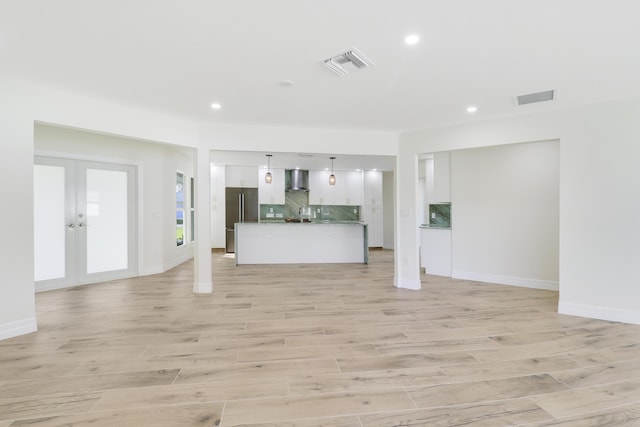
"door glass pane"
176,172,185,246
86,169,128,274
34,165,66,281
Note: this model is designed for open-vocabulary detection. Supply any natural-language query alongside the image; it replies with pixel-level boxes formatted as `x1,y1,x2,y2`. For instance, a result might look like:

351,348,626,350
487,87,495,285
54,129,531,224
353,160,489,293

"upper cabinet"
425,152,451,204
258,167,285,204
309,170,362,205
225,166,258,188
363,171,383,247
363,170,383,205
308,170,329,204
433,152,451,203
345,171,363,206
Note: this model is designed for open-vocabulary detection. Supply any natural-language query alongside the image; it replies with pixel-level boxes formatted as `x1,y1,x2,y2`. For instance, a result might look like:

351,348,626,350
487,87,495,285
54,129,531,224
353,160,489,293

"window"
176,172,185,246
190,176,195,242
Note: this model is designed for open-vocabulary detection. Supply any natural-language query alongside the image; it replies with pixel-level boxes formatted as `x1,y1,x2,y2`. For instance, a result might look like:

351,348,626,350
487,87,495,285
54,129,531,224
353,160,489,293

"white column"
0,96,38,339
394,147,421,290
193,147,213,293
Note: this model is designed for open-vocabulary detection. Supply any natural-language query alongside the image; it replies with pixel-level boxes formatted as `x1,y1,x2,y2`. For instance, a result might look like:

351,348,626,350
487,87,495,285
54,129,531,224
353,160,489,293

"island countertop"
235,222,368,265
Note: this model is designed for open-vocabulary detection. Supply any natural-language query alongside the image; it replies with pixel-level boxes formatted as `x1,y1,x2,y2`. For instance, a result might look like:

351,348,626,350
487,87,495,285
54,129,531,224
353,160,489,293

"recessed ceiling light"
466,106,478,113
210,103,222,110
405,34,420,45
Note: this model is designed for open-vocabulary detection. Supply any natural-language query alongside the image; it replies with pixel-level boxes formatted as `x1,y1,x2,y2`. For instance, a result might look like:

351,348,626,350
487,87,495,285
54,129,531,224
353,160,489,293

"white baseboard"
559,301,640,325
164,253,194,272
452,270,559,291
0,317,37,341
394,277,421,290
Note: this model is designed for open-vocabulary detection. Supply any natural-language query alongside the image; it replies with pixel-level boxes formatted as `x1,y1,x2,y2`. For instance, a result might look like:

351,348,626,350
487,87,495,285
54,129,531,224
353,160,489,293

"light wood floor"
2,250,640,426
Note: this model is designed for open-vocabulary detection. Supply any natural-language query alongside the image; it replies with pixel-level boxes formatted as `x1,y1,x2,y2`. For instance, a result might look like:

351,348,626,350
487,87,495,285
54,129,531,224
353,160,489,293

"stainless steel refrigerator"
225,187,259,253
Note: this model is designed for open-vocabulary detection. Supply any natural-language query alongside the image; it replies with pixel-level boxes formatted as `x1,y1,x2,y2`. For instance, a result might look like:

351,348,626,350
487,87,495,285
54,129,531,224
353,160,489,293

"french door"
34,157,137,291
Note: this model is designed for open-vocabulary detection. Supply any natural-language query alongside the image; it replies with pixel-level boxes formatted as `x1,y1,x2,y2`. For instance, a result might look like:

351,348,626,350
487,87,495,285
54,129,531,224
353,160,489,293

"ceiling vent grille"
322,47,374,76
516,90,555,106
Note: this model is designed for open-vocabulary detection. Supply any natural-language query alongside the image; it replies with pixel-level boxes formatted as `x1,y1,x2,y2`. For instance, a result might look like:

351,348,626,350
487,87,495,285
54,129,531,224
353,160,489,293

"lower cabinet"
420,227,451,276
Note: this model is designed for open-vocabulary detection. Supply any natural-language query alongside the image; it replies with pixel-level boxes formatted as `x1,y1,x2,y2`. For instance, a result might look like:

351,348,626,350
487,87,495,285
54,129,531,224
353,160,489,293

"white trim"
0,317,37,341
394,277,421,290
559,301,640,325
36,270,138,293
451,270,559,291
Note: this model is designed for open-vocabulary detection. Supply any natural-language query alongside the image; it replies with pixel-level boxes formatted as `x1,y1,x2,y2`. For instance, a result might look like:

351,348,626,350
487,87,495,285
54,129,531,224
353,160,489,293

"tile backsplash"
429,203,451,227
261,192,360,221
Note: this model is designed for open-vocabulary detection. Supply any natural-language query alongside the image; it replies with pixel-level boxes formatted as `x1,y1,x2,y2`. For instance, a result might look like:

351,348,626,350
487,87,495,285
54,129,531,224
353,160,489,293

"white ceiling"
2,1,640,132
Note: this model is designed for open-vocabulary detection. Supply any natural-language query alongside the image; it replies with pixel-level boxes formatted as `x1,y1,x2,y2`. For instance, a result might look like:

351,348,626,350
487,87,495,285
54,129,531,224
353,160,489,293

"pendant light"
329,156,336,186
264,154,273,184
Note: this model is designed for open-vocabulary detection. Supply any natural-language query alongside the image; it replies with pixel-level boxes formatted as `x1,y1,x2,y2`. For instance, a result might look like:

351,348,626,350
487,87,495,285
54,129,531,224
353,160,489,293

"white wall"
450,141,559,290
0,89,37,339
398,97,640,324
34,124,195,277
558,100,640,323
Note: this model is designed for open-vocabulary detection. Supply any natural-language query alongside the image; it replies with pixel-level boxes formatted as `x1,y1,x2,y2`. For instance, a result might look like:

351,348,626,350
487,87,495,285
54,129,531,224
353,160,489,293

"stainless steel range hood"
285,169,309,192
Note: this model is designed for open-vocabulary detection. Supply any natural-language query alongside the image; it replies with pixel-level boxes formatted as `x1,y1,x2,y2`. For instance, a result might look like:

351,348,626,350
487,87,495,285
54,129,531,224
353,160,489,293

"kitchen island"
235,222,368,264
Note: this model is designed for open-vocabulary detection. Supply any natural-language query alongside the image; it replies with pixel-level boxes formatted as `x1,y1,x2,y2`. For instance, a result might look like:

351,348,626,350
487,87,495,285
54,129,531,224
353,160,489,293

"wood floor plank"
526,401,640,426
0,370,179,400
288,367,450,395
337,351,477,373
549,358,640,388
221,389,415,426
531,377,640,418
9,402,225,427
92,377,289,412
407,374,567,408
218,416,362,427
441,355,580,382
359,398,553,426
0,392,103,423
175,359,340,385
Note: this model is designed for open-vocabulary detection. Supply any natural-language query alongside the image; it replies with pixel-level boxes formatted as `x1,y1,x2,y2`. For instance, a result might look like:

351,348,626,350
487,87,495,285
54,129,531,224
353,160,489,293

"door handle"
78,223,86,228
66,223,75,229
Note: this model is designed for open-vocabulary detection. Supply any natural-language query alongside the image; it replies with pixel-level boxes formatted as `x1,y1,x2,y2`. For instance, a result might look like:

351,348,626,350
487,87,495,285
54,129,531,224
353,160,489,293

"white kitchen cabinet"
309,170,331,204
363,171,383,247
309,170,343,205
210,165,226,248
433,152,451,203
364,170,383,205
424,152,451,206
258,167,285,204
345,171,363,206
226,165,258,188
310,170,362,206
420,227,451,276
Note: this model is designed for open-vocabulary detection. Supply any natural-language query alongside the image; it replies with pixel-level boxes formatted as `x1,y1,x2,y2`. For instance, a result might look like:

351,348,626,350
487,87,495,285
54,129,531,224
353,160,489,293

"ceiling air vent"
322,47,374,76
515,90,555,106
